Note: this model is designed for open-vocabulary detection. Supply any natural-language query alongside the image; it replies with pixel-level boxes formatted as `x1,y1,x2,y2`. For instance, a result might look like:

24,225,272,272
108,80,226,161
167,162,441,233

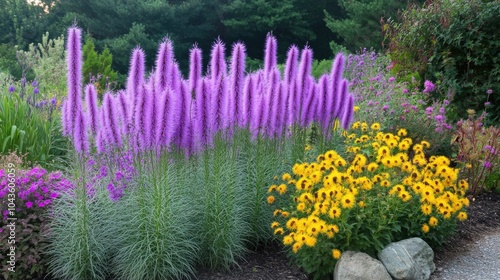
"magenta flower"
423,80,435,93
483,161,492,169
26,201,33,208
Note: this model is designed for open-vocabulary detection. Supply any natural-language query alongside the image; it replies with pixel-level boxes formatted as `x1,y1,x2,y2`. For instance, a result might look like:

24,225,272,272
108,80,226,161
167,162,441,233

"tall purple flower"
341,94,354,130
335,79,349,119
301,77,317,127
267,69,281,137
330,53,345,121
317,75,330,134
189,45,202,95
264,33,277,78
194,78,213,150
241,75,255,128
73,109,89,154
102,92,122,147
296,46,313,119
84,84,99,135
61,99,71,136
210,38,226,82
154,38,174,93
117,90,130,134
212,75,227,133
133,84,148,152
229,42,246,128
157,87,179,148
127,47,146,125
66,27,83,135
178,81,193,153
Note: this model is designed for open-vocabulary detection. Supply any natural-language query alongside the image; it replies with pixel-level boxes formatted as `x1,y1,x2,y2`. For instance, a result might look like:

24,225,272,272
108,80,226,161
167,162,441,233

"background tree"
82,36,118,93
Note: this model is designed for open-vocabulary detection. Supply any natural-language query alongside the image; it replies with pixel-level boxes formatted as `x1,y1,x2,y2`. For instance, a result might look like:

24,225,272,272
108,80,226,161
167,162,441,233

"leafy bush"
269,124,468,279
453,111,500,194
0,156,73,280
0,85,68,170
345,50,453,157
383,0,500,122
82,37,118,94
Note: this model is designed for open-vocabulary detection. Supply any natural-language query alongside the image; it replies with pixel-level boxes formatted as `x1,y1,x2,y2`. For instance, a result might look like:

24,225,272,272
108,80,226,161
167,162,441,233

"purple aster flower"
439,107,445,114
388,77,395,83
444,99,450,106
486,89,493,95
33,87,39,94
8,85,15,93
425,107,433,115
403,88,409,94
50,192,58,199
51,97,57,106
26,201,33,208
483,161,492,169
31,80,38,87
383,105,390,111
423,80,435,93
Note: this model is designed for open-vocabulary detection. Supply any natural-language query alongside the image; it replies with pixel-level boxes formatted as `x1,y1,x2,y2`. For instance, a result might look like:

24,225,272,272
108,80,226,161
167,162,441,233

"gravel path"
430,228,500,280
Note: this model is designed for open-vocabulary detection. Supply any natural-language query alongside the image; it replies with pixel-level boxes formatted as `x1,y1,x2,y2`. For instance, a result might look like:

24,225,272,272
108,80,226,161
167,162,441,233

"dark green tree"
325,0,425,52
82,37,118,93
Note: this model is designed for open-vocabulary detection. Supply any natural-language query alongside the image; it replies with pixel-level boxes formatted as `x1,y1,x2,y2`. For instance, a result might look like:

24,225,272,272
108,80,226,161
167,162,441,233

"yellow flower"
353,106,360,112
358,201,366,208
398,190,412,202
286,218,298,230
367,163,379,172
283,235,294,245
457,211,467,221
273,209,281,217
329,224,340,233
297,202,307,212
328,206,342,219
271,221,280,229
371,123,381,130
341,193,356,209
268,185,277,193
305,144,311,151
278,184,287,195
332,249,342,260
281,211,290,218
274,228,284,235
429,217,438,227
292,241,303,253
282,173,292,181
421,140,431,148
421,204,432,215
422,223,430,233
304,235,317,247
397,128,408,137
267,195,275,204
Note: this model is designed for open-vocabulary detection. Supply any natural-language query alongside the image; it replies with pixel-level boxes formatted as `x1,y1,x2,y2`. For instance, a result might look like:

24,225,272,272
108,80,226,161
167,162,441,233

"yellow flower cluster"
268,122,469,258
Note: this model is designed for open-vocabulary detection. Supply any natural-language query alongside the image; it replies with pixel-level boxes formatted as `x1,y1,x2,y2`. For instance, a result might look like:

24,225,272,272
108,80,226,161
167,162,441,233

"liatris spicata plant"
51,25,355,279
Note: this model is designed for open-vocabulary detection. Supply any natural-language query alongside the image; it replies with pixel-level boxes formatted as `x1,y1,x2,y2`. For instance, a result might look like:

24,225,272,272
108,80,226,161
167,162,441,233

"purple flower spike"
179,81,193,152
154,38,174,93
133,84,147,152
331,53,345,120
66,26,83,135
317,75,331,134
268,69,282,137
241,75,255,128
103,92,122,148
229,42,246,128
194,78,213,150
189,45,202,94
127,47,146,123
335,79,348,119
117,90,130,133
157,87,178,148
73,109,89,154
301,77,317,127
284,45,299,86
61,99,71,136
276,82,288,137
85,84,99,135
297,46,313,117
264,33,278,77
210,38,227,82
212,75,227,133
341,94,354,130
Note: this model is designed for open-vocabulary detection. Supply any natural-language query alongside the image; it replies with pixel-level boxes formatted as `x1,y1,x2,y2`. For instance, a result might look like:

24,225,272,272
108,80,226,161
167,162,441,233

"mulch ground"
194,191,500,280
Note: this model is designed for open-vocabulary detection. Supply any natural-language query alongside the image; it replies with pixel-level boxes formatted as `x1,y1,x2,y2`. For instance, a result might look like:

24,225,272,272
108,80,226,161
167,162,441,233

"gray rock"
378,237,435,280
334,251,392,280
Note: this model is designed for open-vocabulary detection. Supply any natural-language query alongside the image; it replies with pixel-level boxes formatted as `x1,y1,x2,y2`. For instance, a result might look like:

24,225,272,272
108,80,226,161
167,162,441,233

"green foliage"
0,87,68,170
0,44,22,78
325,0,425,52
17,32,67,100
384,0,500,122
269,127,468,279
453,111,500,195
83,37,118,93
311,59,333,79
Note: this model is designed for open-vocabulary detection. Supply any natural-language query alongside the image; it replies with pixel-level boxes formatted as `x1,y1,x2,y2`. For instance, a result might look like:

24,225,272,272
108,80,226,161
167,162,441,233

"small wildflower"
267,195,275,204
332,249,342,259
422,223,430,233
423,80,435,93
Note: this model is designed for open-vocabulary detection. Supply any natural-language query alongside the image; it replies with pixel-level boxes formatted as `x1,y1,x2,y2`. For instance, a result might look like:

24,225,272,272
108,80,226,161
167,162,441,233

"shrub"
345,50,453,157
453,111,500,194
0,85,68,170
383,0,500,122
82,37,118,94
0,156,73,280
269,123,468,279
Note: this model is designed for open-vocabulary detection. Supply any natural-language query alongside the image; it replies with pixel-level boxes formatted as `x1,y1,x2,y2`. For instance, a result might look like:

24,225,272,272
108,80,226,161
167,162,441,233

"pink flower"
423,80,435,93
26,201,33,208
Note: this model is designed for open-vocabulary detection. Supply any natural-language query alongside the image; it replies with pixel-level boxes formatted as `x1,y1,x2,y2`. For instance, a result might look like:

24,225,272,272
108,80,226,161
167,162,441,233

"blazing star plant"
47,26,355,280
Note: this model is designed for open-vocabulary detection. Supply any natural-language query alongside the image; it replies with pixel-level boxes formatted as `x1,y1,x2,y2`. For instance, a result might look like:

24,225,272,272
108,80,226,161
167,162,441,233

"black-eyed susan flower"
421,204,432,215
274,228,284,235
397,128,407,137
304,235,317,247
278,184,287,195
286,218,298,230
271,221,280,229
297,202,307,212
281,211,290,218
457,211,467,221
282,173,292,181
429,217,438,227
292,241,303,253
267,195,275,204
341,193,355,209
422,223,430,233
332,249,342,259
328,206,342,219
371,123,381,130
283,235,294,245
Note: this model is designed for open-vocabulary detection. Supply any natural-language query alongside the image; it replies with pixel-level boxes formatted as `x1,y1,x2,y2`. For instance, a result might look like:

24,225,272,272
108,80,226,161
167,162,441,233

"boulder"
334,251,392,280
378,237,435,280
